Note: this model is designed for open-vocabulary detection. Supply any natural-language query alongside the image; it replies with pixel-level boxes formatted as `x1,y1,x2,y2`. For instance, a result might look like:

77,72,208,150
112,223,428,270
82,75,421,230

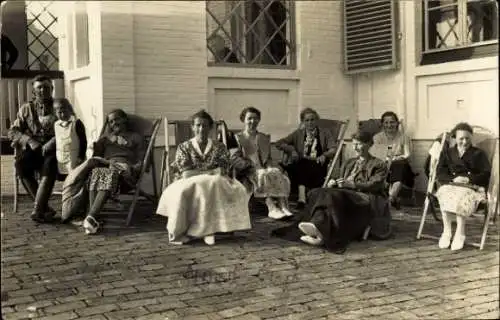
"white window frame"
422,0,498,54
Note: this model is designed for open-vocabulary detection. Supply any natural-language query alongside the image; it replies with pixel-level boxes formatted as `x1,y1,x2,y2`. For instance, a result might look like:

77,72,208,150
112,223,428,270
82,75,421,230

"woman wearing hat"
273,130,392,253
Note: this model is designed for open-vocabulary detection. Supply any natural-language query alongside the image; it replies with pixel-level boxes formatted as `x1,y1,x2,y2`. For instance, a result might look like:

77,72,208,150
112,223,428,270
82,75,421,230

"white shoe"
170,236,190,245
438,232,452,249
83,216,100,235
204,235,215,246
298,222,322,238
282,208,294,217
268,209,287,220
451,234,466,251
300,235,324,246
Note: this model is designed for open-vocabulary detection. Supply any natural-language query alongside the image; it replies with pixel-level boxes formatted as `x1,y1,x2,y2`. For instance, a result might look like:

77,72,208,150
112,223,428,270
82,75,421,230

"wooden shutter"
343,0,398,74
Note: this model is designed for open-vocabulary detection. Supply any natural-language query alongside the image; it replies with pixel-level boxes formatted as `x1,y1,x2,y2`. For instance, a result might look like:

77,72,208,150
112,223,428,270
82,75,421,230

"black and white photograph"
0,0,498,319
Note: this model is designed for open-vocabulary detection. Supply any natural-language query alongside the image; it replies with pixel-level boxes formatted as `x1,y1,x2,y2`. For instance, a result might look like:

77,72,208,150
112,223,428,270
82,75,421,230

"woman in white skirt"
156,110,251,246
231,107,293,220
435,122,491,251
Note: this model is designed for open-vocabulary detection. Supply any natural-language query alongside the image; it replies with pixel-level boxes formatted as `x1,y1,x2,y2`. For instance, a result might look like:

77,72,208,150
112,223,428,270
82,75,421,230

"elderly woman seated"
372,111,416,209
276,108,337,207
435,122,491,251
156,110,252,245
231,106,293,220
272,131,392,253
61,109,144,234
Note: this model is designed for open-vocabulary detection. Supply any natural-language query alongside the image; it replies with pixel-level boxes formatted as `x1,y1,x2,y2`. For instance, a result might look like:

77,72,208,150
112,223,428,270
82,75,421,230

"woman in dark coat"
435,122,491,251
276,108,337,207
272,130,392,254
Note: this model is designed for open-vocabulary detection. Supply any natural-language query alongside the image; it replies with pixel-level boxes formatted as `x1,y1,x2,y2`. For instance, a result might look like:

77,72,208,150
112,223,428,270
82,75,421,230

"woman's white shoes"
438,233,452,249
451,234,466,251
83,216,99,235
298,222,324,246
204,235,215,245
438,232,466,251
282,208,294,217
300,235,323,246
268,209,288,220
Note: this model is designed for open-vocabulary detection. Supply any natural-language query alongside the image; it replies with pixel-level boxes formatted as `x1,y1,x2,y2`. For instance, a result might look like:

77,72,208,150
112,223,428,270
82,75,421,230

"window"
206,0,296,68
72,1,89,69
26,1,59,70
421,0,498,64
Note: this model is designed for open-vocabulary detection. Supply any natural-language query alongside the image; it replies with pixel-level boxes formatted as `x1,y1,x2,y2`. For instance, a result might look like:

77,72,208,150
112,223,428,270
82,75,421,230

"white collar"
56,115,76,128
191,138,213,157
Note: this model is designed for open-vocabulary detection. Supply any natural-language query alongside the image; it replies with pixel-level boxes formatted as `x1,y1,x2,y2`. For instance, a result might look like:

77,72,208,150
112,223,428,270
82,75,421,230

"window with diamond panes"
26,1,59,71
206,0,295,67
423,0,498,52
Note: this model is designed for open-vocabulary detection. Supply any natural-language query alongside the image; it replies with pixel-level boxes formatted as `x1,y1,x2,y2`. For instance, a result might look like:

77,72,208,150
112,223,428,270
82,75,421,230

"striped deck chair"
417,126,499,250
159,118,231,191
96,115,161,226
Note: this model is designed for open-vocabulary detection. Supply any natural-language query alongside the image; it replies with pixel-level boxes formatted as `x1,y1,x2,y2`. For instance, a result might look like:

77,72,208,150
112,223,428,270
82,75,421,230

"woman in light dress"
156,110,251,245
231,107,293,220
435,122,491,251
372,111,415,209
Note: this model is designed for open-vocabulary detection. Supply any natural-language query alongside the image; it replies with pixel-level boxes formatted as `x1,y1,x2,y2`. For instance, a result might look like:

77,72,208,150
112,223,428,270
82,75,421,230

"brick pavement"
1,195,499,320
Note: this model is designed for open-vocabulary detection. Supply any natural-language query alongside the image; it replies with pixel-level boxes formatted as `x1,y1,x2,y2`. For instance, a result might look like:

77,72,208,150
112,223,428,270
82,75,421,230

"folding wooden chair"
320,119,350,187
96,115,162,226
159,117,230,190
360,117,418,206
416,126,499,250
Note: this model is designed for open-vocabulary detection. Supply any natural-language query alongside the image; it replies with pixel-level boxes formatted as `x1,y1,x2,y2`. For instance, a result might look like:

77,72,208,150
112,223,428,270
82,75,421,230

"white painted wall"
353,1,499,191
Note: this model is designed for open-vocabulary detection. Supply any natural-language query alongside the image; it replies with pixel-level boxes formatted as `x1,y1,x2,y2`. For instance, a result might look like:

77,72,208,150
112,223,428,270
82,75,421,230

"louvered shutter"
343,0,399,74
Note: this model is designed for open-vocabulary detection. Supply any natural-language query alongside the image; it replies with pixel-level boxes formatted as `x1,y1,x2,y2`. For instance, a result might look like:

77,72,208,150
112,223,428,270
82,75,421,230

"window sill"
207,66,300,81
420,42,498,66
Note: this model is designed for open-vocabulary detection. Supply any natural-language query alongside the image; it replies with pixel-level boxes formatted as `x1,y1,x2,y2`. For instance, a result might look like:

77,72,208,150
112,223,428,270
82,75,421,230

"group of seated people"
9,75,492,253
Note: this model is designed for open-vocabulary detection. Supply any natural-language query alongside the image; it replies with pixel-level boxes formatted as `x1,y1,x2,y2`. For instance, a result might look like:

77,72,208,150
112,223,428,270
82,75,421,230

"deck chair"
159,118,230,190
320,119,350,187
416,126,499,250
96,115,161,226
280,119,349,188
359,117,418,206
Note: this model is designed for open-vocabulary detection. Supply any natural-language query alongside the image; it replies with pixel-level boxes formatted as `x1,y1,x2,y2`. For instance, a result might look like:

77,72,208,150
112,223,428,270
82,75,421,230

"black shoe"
390,198,401,210
30,211,46,223
296,201,306,210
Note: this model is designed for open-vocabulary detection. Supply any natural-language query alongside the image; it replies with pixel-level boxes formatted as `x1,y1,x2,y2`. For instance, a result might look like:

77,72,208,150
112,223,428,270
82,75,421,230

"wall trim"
414,56,498,77
208,67,300,81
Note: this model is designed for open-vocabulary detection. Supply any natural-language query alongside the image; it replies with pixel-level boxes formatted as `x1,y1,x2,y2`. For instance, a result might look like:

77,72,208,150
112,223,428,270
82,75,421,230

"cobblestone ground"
1,195,499,320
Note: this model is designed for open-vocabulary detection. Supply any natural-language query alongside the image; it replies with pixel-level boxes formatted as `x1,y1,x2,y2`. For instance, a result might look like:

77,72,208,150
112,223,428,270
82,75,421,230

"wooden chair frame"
321,119,350,187
160,117,230,191
97,116,162,226
416,127,499,250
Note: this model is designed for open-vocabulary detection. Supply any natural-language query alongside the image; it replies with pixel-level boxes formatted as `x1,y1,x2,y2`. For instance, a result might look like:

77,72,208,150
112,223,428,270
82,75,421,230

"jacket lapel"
296,128,306,155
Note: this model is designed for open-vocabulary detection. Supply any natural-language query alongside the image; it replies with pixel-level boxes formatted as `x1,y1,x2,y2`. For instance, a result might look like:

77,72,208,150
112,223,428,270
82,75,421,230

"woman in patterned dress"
79,109,144,234
156,110,251,246
435,122,491,251
276,108,338,207
231,107,293,220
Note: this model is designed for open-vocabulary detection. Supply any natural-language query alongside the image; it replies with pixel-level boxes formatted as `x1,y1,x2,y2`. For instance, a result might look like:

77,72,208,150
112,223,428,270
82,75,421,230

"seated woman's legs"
286,159,327,205
439,210,466,250
17,150,58,222
388,181,402,206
